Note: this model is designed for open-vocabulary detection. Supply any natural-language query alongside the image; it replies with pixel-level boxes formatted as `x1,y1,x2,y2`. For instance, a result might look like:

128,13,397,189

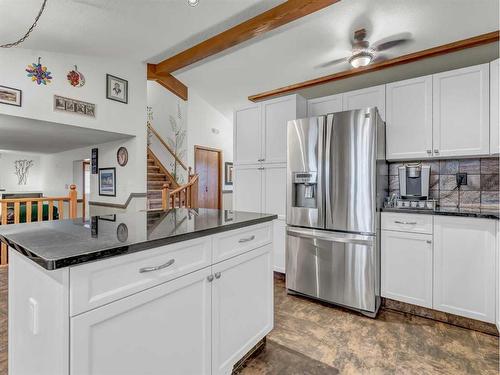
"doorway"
194,145,222,209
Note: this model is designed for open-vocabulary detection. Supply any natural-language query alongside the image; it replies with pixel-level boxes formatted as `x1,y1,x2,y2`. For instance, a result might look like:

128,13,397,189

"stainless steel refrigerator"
286,107,387,317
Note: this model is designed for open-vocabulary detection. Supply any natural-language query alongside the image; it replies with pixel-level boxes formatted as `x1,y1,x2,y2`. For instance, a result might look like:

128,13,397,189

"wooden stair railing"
0,185,78,266
161,173,199,209
147,123,188,172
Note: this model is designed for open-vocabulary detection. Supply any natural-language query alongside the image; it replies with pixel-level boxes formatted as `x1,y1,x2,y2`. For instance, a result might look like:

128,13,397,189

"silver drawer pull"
215,272,221,279
394,220,417,225
139,259,175,273
238,235,255,243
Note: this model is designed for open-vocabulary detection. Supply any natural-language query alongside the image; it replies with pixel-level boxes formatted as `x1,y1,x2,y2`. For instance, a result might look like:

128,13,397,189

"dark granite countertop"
381,207,499,220
0,209,277,270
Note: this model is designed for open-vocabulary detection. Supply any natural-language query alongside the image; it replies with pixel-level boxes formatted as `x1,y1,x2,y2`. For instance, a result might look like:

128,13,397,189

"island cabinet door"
70,267,212,375
211,245,273,375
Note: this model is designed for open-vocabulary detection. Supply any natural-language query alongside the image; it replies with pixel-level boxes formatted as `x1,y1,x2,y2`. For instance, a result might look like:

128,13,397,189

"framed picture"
0,85,22,107
54,95,95,117
117,146,128,167
91,148,98,174
98,214,116,222
224,162,233,186
106,74,128,104
98,167,116,197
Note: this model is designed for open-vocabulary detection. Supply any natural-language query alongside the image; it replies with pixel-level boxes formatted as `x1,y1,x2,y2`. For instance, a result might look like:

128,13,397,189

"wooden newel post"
188,167,192,178
69,184,77,219
162,184,169,210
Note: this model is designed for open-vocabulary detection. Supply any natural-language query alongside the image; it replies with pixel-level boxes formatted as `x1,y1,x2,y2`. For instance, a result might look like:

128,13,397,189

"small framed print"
106,74,128,104
65,100,75,112
117,147,128,167
0,85,22,107
98,167,116,197
85,104,95,117
54,95,95,117
224,162,233,186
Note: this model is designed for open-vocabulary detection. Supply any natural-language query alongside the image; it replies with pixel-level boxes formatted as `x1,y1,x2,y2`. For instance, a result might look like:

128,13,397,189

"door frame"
194,145,223,209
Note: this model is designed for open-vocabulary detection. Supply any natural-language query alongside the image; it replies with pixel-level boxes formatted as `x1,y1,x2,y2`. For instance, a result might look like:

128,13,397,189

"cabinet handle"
394,220,417,225
207,274,214,282
258,158,265,162
426,240,432,244
215,272,221,279
434,149,439,154
426,150,432,154
239,235,256,243
258,167,264,170
139,258,175,273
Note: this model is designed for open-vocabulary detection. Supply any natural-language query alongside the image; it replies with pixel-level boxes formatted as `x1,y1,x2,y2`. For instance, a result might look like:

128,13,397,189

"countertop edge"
380,208,499,220
1,214,278,271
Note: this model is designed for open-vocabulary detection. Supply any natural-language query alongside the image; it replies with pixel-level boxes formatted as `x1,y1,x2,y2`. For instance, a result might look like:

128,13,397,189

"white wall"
187,89,233,190
0,48,147,207
0,150,42,192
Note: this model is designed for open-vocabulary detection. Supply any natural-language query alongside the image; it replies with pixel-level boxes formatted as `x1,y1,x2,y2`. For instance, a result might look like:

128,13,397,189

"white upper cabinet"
262,164,287,217
490,58,499,155
234,95,306,166
433,63,490,157
386,76,433,160
342,85,386,121
234,105,261,165
307,93,343,116
433,216,496,323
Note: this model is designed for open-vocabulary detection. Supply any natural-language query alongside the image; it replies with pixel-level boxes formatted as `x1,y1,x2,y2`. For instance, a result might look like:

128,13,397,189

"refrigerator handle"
324,114,333,226
317,116,325,227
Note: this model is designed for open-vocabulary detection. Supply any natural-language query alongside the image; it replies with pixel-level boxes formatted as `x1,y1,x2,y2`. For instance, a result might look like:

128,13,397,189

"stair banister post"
69,184,78,219
162,184,169,210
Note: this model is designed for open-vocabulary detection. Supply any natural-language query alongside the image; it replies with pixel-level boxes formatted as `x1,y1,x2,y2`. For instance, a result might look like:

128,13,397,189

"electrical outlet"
456,173,467,186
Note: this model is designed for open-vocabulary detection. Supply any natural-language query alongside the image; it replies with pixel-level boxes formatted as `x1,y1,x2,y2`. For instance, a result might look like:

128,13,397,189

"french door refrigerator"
286,107,387,317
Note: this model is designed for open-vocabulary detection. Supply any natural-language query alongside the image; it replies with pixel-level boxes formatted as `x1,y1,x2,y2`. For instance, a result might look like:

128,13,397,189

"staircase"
147,151,178,209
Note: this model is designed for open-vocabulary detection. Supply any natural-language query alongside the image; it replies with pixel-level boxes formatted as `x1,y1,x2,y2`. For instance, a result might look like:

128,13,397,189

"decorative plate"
67,65,85,87
117,146,128,167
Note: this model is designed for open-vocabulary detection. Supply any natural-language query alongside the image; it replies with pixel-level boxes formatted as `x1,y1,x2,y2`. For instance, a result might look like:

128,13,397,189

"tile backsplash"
389,157,499,210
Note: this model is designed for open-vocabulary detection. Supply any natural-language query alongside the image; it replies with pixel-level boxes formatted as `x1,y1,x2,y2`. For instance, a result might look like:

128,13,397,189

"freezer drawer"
286,227,378,313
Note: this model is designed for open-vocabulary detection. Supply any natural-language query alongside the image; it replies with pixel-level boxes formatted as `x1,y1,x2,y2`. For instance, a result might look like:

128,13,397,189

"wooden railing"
0,185,78,265
147,123,188,172
162,173,199,209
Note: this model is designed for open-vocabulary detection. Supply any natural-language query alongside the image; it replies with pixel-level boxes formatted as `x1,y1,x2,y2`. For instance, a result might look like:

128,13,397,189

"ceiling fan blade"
315,57,349,69
372,32,412,52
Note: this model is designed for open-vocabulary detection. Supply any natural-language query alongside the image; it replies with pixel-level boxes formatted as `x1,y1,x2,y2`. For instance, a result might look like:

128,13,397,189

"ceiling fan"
320,28,412,69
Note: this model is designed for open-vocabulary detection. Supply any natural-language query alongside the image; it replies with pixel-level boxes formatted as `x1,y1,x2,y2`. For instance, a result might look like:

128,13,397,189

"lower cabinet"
212,245,273,375
381,230,433,308
433,216,496,323
71,267,213,375
273,219,286,273
71,244,273,375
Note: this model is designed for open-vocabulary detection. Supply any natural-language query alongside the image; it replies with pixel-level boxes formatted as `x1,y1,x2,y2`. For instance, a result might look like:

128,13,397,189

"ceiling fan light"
187,0,199,6
348,52,373,68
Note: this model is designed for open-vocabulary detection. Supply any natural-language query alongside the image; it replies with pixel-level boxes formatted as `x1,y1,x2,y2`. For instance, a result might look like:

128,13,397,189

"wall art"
67,65,85,87
106,74,128,104
14,160,34,185
117,147,128,167
99,167,116,197
91,148,98,174
0,85,22,107
26,57,52,85
54,95,96,117
224,162,234,186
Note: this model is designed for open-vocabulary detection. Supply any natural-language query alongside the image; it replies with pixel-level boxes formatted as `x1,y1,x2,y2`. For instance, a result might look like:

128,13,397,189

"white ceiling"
0,114,133,153
1,0,499,119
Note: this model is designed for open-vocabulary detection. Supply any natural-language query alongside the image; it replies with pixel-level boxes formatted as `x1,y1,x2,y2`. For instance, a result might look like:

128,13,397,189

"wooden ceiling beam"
147,64,188,101
248,31,500,102
154,0,340,75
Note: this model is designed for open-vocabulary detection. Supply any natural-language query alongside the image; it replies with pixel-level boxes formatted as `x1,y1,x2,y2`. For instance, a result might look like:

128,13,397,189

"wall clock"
117,147,128,167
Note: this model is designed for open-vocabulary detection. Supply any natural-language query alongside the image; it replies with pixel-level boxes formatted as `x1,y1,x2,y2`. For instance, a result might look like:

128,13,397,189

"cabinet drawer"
212,222,272,263
381,212,433,234
70,237,212,316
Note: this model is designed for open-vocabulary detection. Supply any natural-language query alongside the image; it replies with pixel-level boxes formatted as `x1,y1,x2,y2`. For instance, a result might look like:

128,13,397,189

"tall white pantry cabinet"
233,94,307,272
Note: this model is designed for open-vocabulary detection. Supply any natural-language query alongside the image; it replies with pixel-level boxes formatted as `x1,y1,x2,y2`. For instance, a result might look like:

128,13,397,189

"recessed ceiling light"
348,51,374,68
187,0,199,6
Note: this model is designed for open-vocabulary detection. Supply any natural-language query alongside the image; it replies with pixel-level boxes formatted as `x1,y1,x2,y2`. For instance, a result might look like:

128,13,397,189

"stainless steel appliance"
286,107,387,317
398,163,430,200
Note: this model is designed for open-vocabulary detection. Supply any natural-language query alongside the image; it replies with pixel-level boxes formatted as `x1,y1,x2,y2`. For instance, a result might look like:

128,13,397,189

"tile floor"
240,276,499,375
0,268,498,375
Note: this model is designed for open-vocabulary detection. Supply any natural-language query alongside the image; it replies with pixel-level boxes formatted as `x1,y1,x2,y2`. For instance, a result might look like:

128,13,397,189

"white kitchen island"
2,209,276,375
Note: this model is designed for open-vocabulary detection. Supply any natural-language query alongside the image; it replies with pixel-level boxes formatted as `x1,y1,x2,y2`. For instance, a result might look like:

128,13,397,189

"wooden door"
432,63,490,157
195,146,222,209
211,245,273,375
433,216,495,323
386,75,433,160
71,267,212,375
381,230,433,308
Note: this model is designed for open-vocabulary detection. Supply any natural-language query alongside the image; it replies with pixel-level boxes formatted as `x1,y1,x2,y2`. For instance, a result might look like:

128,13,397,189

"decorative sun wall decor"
26,57,52,85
